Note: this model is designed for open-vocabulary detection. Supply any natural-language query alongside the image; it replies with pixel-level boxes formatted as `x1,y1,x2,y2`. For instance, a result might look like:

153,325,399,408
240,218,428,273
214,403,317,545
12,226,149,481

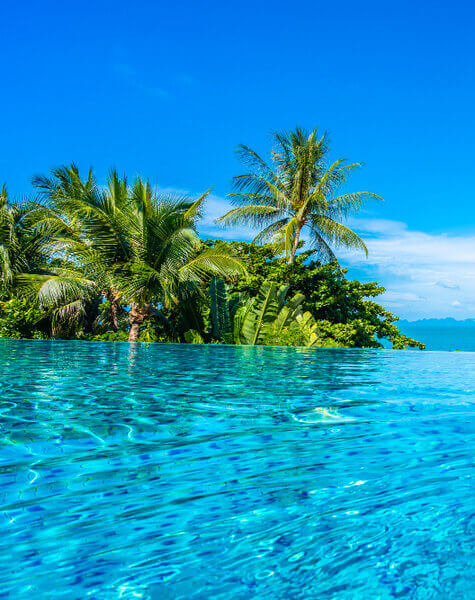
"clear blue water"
0,340,474,599
398,324,475,352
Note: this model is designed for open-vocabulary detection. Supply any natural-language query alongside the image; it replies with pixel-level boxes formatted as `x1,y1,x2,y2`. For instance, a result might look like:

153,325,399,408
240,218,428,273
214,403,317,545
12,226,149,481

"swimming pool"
0,341,473,599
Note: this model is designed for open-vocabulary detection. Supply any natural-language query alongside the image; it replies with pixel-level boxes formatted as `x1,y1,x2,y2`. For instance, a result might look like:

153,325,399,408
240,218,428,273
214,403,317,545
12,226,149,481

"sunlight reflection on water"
0,341,474,599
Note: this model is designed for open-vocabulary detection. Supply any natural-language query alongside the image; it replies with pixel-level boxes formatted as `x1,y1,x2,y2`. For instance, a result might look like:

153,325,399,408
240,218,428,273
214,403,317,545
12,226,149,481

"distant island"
397,319,475,352
399,318,475,328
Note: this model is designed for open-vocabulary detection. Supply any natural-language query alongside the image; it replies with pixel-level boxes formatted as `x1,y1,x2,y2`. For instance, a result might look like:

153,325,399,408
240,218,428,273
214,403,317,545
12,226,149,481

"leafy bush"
0,292,50,339
266,322,309,347
204,241,424,349
89,331,129,342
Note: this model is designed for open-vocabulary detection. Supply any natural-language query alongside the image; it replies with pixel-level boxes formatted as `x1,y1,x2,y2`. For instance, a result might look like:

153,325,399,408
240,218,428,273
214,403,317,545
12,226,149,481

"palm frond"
223,126,379,263
184,189,210,221
327,191,383,218
309,215,368,257
251,218,289,245
217,205,282,229
178,248,247,282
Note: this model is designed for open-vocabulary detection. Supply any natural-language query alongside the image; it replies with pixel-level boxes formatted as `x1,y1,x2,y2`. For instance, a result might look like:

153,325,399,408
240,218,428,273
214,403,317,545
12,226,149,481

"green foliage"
0,145,424,351
90,319,172,343
391,333,425,350
217,127,381,264
232,281,320,346
235,281,282,344
204,278,322,346
204,241,424,349
90,331,129,342
30,165,246,341
208,277,233,344
0,290,50,339
266,322,309,347
183,329,205,344
0,185,52,289
295,311,321,347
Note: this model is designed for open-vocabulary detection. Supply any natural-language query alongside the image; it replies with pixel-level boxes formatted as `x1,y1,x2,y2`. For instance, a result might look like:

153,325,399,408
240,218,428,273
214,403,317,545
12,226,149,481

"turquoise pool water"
0,341,473,599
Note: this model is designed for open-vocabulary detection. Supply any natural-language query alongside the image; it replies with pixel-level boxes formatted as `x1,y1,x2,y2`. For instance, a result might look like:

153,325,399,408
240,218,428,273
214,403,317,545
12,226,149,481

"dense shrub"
204,241,424,349
0,291,50,339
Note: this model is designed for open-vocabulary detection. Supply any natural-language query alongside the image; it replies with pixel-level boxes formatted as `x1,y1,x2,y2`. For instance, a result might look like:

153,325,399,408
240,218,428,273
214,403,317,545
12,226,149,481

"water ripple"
0,341,474,599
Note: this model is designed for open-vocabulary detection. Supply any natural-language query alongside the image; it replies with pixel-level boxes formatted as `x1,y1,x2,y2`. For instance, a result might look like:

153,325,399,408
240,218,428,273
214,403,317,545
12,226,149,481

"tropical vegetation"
0,127,424,349
218,127,381,263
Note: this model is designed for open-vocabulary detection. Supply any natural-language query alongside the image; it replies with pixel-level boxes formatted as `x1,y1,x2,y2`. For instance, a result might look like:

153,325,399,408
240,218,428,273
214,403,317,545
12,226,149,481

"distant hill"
398,318,475,328
396,318,475,351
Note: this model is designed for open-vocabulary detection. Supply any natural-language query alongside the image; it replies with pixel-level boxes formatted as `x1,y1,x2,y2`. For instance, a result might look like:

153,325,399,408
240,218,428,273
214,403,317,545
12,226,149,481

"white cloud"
340,218,475,319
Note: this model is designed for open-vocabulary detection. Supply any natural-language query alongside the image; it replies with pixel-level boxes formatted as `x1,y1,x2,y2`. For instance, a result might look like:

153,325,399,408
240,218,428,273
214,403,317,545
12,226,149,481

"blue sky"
1,0,474,319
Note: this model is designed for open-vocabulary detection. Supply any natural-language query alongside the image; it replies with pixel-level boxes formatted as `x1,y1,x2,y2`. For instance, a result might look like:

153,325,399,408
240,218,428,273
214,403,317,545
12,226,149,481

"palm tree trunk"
108,290,121,332
110,300,119,332
128,302,152,342
288,221,303,264
129,320,141,342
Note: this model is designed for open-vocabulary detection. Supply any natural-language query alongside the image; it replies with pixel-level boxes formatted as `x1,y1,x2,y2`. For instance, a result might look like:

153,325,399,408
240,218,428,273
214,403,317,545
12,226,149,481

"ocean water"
0,340,473,599
398,324,475,352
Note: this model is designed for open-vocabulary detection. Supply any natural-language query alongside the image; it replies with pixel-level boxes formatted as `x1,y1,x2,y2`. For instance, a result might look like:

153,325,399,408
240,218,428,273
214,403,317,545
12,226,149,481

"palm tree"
218,127,382,264
32,165,130,331
33,165,246,341
0,184,92,337
116,178,246,341
0,185,51,288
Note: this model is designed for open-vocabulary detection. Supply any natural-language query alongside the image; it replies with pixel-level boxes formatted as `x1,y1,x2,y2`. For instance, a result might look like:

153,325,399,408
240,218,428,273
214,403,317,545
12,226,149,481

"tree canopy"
0,127,424,350
218,127,381,263
203,240,424,349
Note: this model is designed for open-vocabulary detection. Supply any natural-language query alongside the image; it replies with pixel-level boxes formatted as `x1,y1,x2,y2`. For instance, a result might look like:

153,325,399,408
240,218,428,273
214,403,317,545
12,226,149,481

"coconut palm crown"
0,185,57,288
31,165,246,341
217,127,382,263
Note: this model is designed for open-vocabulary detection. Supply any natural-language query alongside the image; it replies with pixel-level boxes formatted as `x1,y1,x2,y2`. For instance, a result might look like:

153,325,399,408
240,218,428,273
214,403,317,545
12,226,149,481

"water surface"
0,341,474,599
398,321,475,352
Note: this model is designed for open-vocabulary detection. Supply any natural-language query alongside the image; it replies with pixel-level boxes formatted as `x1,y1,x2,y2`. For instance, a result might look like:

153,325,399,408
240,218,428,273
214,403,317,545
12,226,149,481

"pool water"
0,341,473,599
